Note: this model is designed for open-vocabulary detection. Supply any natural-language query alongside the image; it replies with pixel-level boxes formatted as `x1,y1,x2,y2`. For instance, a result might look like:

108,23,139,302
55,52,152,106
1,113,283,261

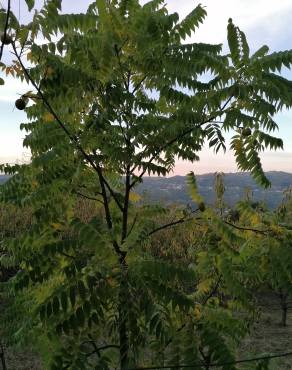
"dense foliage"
1,0,292,369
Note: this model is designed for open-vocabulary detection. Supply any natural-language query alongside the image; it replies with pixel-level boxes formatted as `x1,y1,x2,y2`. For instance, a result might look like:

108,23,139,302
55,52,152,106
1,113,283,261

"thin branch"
201,276,222,305
199,348,211,370
83,341,100,358
95,168,124,212
209,120,225,124
148,217,188,236
118,120,127,143
148,209,199,237
163,322,187,351
224,220,270,235
18,25,30,58
127,213,138,237
96,164,125,258
77,184,102,196
96,166,113,227
127,350,292,370
0,0,11,61
98,344,120,351
22,93,42,100
132,75,147,95
130,96,234,189
127,70,131,91
75,191,104,205
114,43,128,90
0,343,7,370
121,166,131,244
85,344,120,358
59,251,75,260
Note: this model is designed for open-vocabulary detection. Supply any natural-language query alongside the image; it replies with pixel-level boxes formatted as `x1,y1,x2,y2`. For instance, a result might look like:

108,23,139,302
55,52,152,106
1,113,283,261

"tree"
264,189,292,327
225,190,292,328
1,0,292,368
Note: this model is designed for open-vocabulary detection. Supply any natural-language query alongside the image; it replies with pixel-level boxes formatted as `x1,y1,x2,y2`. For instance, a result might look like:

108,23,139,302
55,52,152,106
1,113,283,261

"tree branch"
201,276,222,305
96,164,125,259
12,43,123,212
127,351,292,370
114,43,128,90
127,213,138,237
224,220,270,235
97,344,119,351
0,0,11,61
0,343,7,370
147,208,199,237
130,96,234,189
83,341,119,358
121,166,131,244
132,74,147,95
75,191,104,205
59,251,75,260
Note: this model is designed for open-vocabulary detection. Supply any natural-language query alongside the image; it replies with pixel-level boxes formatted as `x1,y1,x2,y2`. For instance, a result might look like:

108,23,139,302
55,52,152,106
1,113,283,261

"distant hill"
1,171,292,209
136,171,292,209
0,175,9,185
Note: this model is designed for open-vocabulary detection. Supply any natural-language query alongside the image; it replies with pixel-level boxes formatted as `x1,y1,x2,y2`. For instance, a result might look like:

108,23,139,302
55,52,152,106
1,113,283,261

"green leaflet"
227,18,243,67
24,0,35,11
173,4,207,41
186,171,204,204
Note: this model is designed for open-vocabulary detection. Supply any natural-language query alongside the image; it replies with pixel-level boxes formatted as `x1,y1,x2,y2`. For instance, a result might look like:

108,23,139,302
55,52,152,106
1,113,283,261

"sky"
0,0,292,174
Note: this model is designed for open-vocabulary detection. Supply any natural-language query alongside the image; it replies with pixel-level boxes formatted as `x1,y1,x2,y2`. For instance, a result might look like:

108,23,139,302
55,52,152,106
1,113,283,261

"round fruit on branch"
15,98,26,110
242,128,252,137
198,202,206,212
1,33,13,45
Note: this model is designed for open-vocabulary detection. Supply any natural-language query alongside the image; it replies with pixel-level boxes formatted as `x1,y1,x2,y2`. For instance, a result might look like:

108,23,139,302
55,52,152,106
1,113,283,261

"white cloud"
173,149,292,176
0,74,32,102
0,133,26,161
161,0,292,45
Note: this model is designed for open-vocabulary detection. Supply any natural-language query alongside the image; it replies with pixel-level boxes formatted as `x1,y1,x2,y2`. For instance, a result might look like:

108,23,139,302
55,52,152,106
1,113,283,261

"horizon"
126,170,292,180
1,169,292,179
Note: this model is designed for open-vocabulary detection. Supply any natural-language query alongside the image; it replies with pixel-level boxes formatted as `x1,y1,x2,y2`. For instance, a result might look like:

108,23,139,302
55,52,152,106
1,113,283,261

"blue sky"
0,0,292,174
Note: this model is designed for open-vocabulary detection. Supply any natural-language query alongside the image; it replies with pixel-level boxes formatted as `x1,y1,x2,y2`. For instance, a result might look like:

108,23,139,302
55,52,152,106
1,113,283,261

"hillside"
0,175,9,185
137,171,292,209
1,171,292,209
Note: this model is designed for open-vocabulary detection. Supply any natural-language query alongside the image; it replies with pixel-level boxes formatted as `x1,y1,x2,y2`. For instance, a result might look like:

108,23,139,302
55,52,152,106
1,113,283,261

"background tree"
1,0,292,369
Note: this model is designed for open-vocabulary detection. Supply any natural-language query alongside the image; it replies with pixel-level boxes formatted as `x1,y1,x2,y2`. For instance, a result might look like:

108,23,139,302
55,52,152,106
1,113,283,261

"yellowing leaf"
129,192,141,202
26,52,33,62
43,113,55,122
250,214,260,224
197,278,213,294
46,67,54,77
107,277,117,287
194,306,202,319
51,222,63,231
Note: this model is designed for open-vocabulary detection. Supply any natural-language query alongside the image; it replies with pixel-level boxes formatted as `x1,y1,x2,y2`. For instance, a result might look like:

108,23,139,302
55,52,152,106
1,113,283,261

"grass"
2,294,292,369
239,293,292,369
1,346,42,370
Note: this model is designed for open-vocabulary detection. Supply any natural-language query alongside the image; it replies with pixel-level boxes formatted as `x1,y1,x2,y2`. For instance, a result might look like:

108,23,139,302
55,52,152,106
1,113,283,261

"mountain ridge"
137,171,292,208
1,171,292,208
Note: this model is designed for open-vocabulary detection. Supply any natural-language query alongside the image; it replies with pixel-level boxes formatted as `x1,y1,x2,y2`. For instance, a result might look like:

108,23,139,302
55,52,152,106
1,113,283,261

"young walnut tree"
1,0,292,369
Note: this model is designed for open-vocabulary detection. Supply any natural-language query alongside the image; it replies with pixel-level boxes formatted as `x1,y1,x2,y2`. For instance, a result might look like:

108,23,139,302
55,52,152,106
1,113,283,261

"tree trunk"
119,171,130,369
280,291,288,327
199,348,211,370
119,271,129,370
0,344,7,370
